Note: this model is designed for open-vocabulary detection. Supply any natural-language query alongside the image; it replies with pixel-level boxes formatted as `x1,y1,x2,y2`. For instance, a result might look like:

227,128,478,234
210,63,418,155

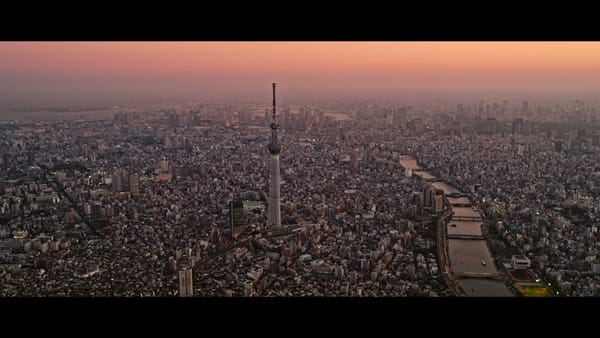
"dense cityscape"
2,41,600,297
1,93,599,296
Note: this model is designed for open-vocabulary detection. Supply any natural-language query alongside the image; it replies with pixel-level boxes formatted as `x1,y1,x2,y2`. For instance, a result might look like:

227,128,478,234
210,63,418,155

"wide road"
37,162,96,235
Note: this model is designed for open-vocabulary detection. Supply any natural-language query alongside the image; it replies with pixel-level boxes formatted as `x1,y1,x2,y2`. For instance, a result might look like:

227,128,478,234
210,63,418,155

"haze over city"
2,42,600,112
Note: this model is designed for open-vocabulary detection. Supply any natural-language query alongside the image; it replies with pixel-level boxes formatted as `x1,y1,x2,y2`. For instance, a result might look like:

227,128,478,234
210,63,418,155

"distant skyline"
1,42,600,108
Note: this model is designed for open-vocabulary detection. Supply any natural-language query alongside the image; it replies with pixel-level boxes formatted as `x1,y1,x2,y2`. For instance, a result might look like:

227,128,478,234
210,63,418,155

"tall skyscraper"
178,267,193,297
267,83,281,227
283,108,290,129
112,170,128,193
512,118,524,135
265,109,270,126
229,200,244,237
129,173,140,197
2,152,9,167
433,189,444,213
350,151,358,173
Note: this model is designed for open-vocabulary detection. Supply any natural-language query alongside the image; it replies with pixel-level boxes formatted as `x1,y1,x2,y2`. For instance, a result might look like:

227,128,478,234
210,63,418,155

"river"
400,155,514,297
431,181,460,195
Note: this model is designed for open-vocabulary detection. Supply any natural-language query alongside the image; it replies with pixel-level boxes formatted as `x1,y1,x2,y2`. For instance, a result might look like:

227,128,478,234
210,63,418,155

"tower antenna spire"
273,82,277,125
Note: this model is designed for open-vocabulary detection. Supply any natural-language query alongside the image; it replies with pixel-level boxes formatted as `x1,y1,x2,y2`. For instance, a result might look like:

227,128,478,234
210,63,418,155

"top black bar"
1,1,599,40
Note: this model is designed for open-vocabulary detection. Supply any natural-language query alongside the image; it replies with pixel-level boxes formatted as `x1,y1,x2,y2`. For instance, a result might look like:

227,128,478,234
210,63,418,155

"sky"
1,42,600,108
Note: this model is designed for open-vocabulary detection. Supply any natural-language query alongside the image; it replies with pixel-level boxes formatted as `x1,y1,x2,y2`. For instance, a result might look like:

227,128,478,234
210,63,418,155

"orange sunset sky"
1,42,600,106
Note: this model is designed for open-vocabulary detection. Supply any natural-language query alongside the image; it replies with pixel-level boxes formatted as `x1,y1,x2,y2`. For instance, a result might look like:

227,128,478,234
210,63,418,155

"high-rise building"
159,160,169,173
407,118,423,135
91,201,103,220
554,140,563,152
414,192,423,215
394,107,407,127
27,151,35,166
2,152,9,167
512,118,524,134
164,136,173,148
484,117,498,135
283,108,290,129
244,281,254,297
423,186,433,209
113,112,128,125
303,107,311,130
363,146,371,163
433,190,444,213
265,109,270,126
129,173,140,197
350,151,358,173
522,101,529,115
112,170,128,193
385,107,394,124
239,110,251,124
178,267,193,297
184,137,192,153
451,121,462,136
316,109,325,126
168,256,177,272
267,83,282,227
229,200,244,237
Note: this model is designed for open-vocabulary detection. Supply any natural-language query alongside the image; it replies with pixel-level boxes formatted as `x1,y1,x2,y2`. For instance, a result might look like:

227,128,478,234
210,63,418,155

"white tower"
267,83,281,227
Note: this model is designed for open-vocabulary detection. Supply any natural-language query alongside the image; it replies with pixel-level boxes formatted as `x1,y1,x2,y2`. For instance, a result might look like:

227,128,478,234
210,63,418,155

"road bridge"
447,234,485,240
451,216,482,222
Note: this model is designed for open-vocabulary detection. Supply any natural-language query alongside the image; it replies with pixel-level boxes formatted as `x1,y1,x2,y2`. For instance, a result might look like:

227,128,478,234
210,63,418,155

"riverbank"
400,155,515,297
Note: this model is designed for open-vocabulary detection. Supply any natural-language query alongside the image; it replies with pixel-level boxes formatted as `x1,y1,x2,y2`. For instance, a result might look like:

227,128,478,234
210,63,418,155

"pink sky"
1,42,600,106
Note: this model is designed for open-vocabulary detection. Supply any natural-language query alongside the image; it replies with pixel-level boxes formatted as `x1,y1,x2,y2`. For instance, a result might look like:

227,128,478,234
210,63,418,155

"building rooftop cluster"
1,96,599,296
196,218,446,297
405,128,600,296
0,102,449,296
